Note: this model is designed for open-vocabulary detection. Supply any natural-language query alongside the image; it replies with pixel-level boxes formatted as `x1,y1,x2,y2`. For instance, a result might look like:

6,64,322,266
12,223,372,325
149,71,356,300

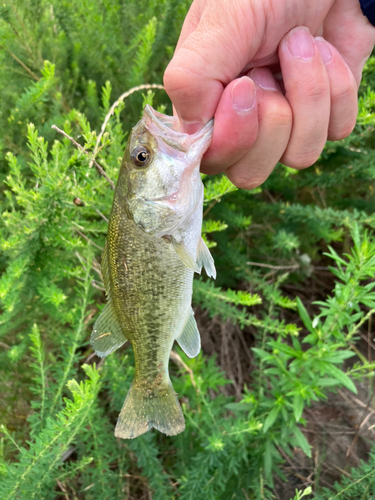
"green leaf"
203,175,238,203
324,246,348,266
317,377,342,387
263,405,280,433
202,220,228,234
263,440,275,482
293,394,304,422
324,364,357,393
225,403,252,412
322,350,355,364
292,425,311,458
252,348,271,360
269,341,299,358
296,297,314,333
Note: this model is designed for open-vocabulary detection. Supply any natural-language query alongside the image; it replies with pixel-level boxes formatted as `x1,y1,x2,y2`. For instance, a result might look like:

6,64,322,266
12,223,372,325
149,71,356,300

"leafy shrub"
1,1,375,499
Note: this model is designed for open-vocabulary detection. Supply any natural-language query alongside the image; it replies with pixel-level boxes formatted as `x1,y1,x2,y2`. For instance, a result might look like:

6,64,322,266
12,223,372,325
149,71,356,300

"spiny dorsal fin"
176,308,201,358
171,237,200,273
91,301,127,358
197,237,216,279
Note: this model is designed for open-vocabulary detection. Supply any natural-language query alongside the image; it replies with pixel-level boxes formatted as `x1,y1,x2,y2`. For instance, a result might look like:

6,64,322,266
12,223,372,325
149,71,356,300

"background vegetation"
1,0,375,498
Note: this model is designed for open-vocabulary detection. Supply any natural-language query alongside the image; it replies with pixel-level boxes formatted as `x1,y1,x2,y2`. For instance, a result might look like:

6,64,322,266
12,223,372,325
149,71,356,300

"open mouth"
143,105,214,154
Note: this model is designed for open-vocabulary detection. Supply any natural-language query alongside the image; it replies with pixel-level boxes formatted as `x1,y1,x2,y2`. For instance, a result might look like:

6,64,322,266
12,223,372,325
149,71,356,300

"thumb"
164,6,254,132
164,32,225,132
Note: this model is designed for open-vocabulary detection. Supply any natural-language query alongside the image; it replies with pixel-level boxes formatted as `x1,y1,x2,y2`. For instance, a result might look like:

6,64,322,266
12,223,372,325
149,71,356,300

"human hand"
164,0,375,189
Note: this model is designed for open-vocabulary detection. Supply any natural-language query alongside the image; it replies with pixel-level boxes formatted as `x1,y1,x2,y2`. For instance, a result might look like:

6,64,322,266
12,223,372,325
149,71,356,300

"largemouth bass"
91,105,215,439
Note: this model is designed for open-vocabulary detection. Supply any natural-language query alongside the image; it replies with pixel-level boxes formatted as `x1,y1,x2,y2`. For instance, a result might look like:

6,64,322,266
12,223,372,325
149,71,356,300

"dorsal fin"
197,237,216,279
176,308,201,358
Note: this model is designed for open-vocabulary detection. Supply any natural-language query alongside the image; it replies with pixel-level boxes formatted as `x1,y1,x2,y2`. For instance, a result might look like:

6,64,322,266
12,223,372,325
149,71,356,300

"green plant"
315,449,375,499
1,1,375,499
291,487,313,500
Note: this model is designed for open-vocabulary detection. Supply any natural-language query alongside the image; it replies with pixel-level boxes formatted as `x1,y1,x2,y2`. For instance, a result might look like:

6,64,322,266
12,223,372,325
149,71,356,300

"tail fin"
114,376,185,439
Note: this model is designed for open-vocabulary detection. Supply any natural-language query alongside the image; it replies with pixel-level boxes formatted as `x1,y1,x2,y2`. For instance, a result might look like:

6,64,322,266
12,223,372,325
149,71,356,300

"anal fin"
176,308,201,358
91,301,127,358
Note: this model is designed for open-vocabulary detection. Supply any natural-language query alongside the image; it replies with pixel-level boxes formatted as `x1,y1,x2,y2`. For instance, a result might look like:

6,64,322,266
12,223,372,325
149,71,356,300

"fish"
91,105,216,439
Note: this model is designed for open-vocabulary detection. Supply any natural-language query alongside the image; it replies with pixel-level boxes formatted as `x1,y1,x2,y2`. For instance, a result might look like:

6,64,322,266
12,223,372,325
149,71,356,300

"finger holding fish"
201,76,259,175
225,68,292,190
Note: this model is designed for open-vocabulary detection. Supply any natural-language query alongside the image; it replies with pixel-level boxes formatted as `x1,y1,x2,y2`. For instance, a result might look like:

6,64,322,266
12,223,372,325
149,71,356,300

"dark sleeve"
359,0,375,26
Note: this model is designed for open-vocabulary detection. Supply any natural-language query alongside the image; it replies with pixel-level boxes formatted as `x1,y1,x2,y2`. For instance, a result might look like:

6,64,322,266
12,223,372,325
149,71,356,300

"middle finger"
278,27,331,169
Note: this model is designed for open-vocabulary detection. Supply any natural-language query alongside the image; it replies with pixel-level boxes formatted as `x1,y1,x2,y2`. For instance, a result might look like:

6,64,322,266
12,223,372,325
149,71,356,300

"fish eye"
131,146,151,167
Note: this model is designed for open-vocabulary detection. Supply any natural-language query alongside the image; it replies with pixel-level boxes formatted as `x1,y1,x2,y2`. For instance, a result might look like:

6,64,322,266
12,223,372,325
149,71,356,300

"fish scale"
91,105,215,439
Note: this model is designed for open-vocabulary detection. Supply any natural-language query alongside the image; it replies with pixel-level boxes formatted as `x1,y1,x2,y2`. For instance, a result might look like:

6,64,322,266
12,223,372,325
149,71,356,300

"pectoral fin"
91,301,127,357
197,237,216,279
171,237,200,273
176,308,201,358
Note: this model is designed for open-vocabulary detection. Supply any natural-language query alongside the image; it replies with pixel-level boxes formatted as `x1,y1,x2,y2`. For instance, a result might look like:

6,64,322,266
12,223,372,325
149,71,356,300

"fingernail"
251,68,279,91
286,27,314,60
315,37,332,64
231,76,256,113
180,120,204,134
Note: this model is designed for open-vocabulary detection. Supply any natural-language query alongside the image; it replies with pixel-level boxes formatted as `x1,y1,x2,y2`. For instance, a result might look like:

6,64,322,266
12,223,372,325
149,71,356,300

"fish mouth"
142,105,213,153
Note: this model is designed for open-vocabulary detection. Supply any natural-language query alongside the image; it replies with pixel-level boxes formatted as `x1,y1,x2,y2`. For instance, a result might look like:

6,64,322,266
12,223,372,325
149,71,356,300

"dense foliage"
1,1,375,499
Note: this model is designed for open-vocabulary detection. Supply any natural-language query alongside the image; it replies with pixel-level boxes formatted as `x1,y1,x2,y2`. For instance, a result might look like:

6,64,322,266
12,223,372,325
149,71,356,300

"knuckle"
267,105,293,129
163,66,189,97
234,179,263,190
163,61,205,100
261,96,293,126
291,80,329,104
328,120,356,141
227,171,267,190
327,83,358,141
281,152,320,170
282,130,327,169
201,160,225,176
332,83,357,107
